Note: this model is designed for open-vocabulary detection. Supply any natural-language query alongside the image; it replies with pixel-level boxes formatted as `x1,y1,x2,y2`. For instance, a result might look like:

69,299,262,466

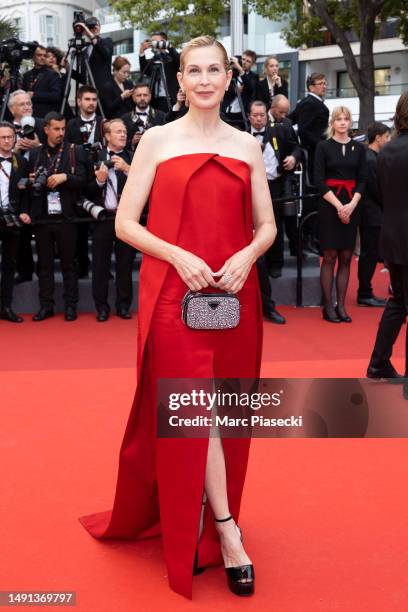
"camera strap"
0,162,11,180
46,144,64,175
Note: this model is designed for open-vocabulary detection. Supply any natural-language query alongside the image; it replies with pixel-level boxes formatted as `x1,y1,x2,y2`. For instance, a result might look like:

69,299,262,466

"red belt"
325,179,356,200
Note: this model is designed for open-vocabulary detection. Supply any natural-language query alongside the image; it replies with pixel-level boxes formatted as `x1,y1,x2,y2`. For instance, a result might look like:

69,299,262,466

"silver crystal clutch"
181,291,240,330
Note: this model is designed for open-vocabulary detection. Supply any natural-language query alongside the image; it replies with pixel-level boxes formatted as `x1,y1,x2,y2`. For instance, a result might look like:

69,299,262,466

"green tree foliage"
0,16,18,41
108,0,227,47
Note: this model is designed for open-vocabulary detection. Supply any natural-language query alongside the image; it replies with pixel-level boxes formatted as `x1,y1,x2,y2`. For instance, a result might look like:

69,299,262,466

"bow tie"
81,119,94,125
253,131,265,137
108,150,123,156
0,156,12,163
136,112,147,116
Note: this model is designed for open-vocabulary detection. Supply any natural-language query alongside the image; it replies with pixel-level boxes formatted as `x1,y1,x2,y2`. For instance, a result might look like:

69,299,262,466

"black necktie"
0,157,12,163
253,131,265,137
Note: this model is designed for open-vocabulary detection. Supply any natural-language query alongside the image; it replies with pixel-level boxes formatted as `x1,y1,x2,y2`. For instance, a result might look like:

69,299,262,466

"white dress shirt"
251,128,280,181
0,158,11,210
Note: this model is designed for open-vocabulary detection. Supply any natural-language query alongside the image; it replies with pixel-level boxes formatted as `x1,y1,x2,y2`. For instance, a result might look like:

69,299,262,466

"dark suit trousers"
369,263,408,372
34,222,78,308
16,224,34,279
92,219,135,312
256,257,276,311
264,178,285,270
358,225,381,298
0,226,19,309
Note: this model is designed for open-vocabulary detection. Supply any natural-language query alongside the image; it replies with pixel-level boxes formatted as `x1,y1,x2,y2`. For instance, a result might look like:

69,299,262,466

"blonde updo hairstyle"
327,105,352,139
179,35,230,73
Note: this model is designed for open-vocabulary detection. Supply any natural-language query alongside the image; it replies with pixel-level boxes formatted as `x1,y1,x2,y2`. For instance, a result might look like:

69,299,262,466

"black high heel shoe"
215,515,254,596
335,305,352,323
322,307,341,323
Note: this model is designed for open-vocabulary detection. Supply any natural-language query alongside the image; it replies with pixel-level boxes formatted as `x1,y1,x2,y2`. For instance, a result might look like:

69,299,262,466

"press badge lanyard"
46,145,64,175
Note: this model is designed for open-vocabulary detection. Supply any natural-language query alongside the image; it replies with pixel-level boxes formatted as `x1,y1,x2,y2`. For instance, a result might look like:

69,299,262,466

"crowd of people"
0,22,401,327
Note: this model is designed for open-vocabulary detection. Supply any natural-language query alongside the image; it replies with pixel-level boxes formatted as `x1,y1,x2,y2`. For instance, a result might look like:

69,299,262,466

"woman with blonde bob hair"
314,105,367,322
80,36,276,599
256,55,288,107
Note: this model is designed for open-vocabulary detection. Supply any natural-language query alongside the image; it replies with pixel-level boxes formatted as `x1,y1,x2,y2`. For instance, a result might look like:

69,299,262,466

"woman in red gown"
79,36,276,599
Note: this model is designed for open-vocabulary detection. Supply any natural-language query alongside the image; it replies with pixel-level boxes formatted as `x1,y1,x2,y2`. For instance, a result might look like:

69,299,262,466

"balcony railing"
322,83,408,98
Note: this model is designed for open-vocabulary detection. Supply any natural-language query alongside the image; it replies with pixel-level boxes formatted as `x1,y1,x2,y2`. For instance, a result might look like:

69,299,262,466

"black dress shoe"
96,310,109,322
117,309,132,319
0,308,24,323
367,364,402,379
15,274,32,284
32,308,54,322
64,306,77,321
357,296,387,307
322,307,341,323
263,308,286,324
335,305,352,323
268,267,282,279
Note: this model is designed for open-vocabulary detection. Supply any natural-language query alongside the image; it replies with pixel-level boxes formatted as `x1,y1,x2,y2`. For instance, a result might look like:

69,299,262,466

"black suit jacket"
22,67,62,118
121,108,166,149
378,132,408,265
256,78,288,108
88,37,114,93
27,143,87,221
249,123,301,175
289,94,329,150
360,147,382,227
139,48,180,105
222,70,258,113
0,153,30,216
65,116,105,146
86,148,132,207
100,79,134,119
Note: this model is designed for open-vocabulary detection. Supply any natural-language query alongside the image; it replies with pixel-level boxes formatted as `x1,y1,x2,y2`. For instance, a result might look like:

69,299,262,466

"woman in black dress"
256,56,288,108
314,106,367,323
100,56,134,119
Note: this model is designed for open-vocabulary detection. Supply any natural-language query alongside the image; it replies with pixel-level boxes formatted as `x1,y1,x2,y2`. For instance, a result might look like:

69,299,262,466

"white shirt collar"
308,92,324,102
80,114,96,122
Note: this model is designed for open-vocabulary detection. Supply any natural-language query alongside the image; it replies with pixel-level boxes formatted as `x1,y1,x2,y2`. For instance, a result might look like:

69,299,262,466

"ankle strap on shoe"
214,515,233,523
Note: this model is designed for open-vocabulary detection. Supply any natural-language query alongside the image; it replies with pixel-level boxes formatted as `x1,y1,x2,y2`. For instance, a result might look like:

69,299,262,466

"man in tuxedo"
139,32,180,112
249,100,301,278
27,112,87,322
289,72,329,180
87,119,135,321
65,86,104,146
22,46,62,118
121,83,166,150
222,50,258,130
8,89,46,283
75,17,113,97
357,122,390,308
367,92,408,379
0,122,31,322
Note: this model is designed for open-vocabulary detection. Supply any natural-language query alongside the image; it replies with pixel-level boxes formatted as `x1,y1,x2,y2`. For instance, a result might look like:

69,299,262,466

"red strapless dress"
79,153,263,599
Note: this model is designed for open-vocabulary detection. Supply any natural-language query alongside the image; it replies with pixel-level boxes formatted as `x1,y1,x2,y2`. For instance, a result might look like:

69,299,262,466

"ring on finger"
223,272,233,284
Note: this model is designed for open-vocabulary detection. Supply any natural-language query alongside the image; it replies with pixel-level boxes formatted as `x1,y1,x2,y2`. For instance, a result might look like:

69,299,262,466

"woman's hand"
121,89,133,99
337,205,351,224
212,245,257,294
170,247,217,291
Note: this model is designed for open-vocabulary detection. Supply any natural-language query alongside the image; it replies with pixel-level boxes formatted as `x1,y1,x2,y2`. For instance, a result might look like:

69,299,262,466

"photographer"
27,112,87,322
138,32,180,112
100,57,134,119
74,16,113,96
164,88,188,123
121,83,166,150
65,86,104,146
22,46,62,117
0,121,31,323
221,50,258,130
86,119,135,321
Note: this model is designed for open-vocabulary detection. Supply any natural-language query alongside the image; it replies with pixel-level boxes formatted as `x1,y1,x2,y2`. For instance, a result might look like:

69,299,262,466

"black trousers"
358,225,381,299
34,222,78,309
264,178,285,271
256,256,276,311
0,225,19,309
369,263,408,372
16,224,34,279
92,219,136,313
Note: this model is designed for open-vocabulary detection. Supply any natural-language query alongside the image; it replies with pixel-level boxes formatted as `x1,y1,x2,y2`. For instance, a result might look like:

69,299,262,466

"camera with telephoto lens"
0,208,22,227
0,38,38,68
77,197,110,221
18,165,48,196
151,40,170,52
72,11,86,37
95,157,114,170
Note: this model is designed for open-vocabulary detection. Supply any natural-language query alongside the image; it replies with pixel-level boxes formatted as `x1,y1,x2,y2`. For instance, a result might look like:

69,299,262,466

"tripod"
60,37,105,118
0,64,23,121
139,53,172,113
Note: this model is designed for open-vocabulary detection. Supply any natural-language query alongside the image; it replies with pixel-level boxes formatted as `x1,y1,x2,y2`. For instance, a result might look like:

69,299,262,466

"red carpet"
1,262,407,610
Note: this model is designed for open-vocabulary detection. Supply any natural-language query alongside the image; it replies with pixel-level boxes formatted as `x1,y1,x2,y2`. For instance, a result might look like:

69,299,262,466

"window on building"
39,14,60,46
13,16,25,39
113,40,134,55
337,67,391,97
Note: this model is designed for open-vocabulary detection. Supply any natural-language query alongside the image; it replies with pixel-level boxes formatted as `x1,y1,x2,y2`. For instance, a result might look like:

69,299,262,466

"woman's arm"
115,127,216,290
314,142,343,212
214,135,276,293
